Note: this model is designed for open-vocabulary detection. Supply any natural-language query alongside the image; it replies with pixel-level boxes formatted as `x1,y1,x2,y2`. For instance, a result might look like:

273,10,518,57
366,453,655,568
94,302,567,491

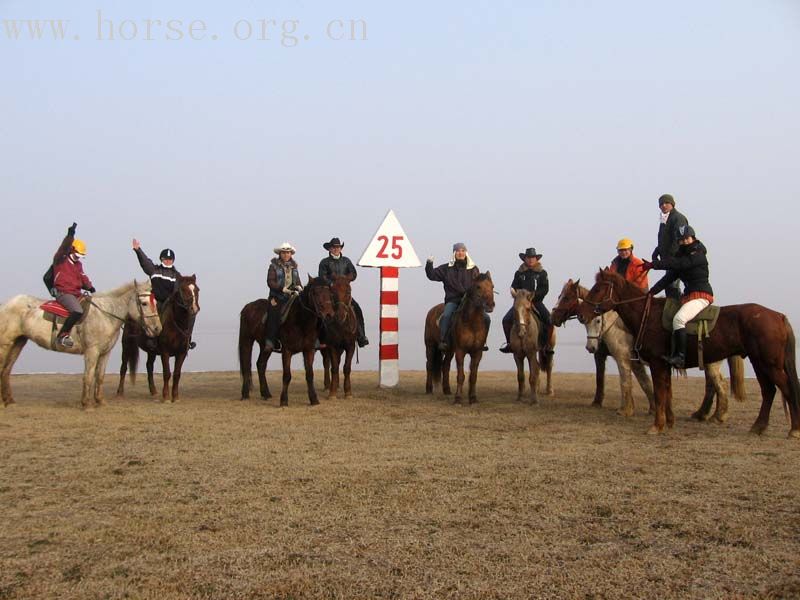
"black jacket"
650,239,713,297
510,263,549,303
653,208,688,261
318,255,357,284
134,247,181,303
426,259,480,304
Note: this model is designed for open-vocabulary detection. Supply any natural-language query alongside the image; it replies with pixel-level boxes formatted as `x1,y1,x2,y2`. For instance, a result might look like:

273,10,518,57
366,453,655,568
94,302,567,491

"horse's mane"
93,280,151,298
475,273,492,283
597,268,642,299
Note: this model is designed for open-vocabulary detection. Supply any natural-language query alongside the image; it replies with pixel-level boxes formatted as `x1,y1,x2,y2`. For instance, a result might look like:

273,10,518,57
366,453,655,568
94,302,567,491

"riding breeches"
56,293,83,334
673,298,710,330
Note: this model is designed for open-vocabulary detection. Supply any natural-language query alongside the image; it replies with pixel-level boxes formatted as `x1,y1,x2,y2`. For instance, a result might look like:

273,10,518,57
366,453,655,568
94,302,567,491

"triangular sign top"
358,209,421,268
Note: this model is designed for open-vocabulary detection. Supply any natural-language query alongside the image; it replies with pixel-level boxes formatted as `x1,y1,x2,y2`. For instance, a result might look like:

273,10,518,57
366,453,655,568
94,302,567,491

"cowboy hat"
273,242,296,254
323,237,344,251
519,247,542,260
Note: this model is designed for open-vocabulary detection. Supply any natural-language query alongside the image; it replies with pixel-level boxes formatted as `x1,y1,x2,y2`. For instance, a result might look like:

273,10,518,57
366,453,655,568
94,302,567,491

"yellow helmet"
616,238,634,251
72,239,87,256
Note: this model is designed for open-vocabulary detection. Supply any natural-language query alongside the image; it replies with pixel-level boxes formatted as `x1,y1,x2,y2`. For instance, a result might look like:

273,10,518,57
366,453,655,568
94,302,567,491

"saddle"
662,298,719,337
40,297,91,323
264,294,299,326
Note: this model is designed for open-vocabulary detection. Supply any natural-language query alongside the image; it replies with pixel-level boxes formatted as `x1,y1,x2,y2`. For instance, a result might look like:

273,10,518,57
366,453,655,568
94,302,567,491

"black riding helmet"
675,225,696,240
160,248,175,261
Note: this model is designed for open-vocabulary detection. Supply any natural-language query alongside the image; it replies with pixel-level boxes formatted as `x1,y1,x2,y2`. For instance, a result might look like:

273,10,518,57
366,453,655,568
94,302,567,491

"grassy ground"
1,370,799,599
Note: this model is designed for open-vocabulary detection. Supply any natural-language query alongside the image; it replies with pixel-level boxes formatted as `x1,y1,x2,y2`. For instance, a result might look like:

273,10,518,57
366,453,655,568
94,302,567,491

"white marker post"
358,210,421,387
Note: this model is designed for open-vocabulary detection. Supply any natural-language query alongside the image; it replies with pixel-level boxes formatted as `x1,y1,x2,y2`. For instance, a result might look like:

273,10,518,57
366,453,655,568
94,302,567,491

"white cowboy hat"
273,242,296,255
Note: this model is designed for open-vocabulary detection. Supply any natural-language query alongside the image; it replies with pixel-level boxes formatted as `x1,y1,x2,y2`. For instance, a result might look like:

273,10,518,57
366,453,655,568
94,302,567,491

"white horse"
0,280,161,408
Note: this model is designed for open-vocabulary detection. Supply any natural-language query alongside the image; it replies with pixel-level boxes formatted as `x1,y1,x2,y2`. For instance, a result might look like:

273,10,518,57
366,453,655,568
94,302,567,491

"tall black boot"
663,328,687,369
264,307,281,352
353,302,369,347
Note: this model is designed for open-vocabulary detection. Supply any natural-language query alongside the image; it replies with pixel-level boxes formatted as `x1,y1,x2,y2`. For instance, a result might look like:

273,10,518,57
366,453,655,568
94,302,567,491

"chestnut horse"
424,272,495,404
116,275,200,402
577,269,800,437
321,275,357,399
238,276,335,406
508,288,555,404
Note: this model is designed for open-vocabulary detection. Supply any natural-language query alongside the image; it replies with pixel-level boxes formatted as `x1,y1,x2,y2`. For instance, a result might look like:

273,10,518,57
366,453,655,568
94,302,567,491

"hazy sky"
2,0,798,378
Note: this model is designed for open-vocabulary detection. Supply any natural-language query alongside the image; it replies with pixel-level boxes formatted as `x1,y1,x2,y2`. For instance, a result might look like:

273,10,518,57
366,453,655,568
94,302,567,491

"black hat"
519,247,542,261
676,224,696,240
658,194,675,207
323,237,344,251
160,248,175,261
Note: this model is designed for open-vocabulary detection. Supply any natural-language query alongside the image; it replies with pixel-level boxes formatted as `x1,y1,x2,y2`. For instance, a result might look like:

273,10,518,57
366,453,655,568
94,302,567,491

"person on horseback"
52,222,95,348
318,237,369,347
652,194,689,300
647,224,713,369
264,242,303,352
132,239,196,350
425,242,487,352
609,238,649,292
499,248,552,354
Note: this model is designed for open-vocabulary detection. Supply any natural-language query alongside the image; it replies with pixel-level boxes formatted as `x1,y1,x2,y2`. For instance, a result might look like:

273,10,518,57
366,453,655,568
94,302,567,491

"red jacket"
53,234,93,296
609,254,649,292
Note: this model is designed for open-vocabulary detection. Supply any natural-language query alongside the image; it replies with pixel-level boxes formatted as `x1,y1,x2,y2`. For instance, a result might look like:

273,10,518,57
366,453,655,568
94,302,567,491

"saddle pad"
40,300,70,318
662,298,720,336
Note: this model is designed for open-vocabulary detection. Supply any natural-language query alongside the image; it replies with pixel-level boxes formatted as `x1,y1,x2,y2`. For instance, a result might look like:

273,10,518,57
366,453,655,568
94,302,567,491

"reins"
583,279,651,361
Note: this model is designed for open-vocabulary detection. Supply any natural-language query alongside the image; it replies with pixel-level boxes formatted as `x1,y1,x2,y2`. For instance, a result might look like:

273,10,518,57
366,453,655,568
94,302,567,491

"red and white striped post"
358,210,421,388
379,267,400,386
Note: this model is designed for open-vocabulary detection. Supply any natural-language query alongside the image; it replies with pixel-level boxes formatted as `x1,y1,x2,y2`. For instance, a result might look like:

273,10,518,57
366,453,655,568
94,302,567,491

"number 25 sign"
358,210,421,268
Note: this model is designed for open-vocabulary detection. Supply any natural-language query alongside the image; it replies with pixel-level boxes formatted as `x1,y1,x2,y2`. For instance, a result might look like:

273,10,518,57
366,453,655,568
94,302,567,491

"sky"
1,0,799,378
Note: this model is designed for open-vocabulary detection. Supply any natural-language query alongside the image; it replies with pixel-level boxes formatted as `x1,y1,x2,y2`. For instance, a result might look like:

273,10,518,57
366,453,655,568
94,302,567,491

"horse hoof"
345,393,353,399
591,401,603,408
788,429,800,439
616,409,633,418
749,423,767,435
310,399,320,406
712,413,728,424
529,399,538,406
452,398,462,405
646,425,662,435
469,398,477,405
689,411,706,421
327,394,337,401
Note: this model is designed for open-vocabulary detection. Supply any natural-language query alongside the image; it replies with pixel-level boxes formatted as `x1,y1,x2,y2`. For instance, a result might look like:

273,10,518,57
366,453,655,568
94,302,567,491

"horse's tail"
727,355,746,402
120,330,139,385
783,317,800,419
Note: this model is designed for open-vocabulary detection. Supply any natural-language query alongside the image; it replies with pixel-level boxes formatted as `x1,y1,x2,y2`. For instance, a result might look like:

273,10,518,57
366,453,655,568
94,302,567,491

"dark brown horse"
238,276,335,406
321,275,357,399
425,273,495,403
116,275,200,402
577,269,800,437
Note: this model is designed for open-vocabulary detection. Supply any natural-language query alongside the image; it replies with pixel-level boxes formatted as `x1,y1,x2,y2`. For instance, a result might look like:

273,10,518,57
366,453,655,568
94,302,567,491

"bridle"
582,278,651,360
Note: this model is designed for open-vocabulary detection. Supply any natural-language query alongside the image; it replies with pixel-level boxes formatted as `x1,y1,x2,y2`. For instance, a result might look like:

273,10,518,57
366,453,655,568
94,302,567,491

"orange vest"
609,255,649,292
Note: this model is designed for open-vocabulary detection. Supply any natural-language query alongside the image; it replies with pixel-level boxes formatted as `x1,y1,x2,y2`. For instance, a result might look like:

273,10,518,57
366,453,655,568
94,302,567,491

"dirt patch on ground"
1,370,798,599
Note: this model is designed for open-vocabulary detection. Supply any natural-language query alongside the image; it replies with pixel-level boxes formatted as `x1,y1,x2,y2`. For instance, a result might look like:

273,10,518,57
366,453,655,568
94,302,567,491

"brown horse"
238,276,335,406
577,269,800,437
553,278,745,420
116,275,200,402
425,273,495,404
508,288,555,404
321,275,357,399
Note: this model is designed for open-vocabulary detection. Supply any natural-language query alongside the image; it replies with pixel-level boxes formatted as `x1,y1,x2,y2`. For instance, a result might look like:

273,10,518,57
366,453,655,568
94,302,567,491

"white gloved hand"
427,255,435,263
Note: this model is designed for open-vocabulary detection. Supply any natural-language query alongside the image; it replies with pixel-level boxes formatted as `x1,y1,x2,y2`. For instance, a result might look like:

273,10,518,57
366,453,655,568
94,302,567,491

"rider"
317,236,369,347
647,225,713,369
652,194,689,300
499,248,552,354
132,239,196,350
609,238,649,292
425,242,486,352
52,222,95,348
264,242,303,352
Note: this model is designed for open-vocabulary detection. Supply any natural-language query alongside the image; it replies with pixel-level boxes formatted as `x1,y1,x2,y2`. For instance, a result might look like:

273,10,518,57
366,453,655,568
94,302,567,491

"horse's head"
305,275,335,321
511,288,534,337
552,278,582,326
132,280,162,337
472,272,495,313
584,310,620,354
175,275,200,316
577,269,626,324
330,274,353,323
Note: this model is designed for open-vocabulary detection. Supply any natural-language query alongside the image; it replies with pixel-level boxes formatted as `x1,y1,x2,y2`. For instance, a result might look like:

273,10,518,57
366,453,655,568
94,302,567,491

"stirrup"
499,344,513,354
357,336,369,348
630,349,642,362
188,341,197,350
57,334,74,348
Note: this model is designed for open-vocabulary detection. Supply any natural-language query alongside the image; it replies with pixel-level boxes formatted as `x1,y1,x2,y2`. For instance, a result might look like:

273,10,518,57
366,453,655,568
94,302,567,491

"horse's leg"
425,343,434,394
146,352,157,396
240,339,253,400
323,350,331,390
453,350,466,404
279,350,292,407
81,349,101,409
592,345,608,407
542,347,554,396
514,353,525,401
708,362,730,423
615,354,635,417
160,353,172,402
328,349,341,400
528,351,540,406
256,344,271,399
750,363,777,435
171,352,188,402
1,338,27,406
93,351,112,406
117,345,128,398
467,351,482,404
442,352,453,396
343,345,354,398
631,360,655,414
303,349,319,406
648,364,670,434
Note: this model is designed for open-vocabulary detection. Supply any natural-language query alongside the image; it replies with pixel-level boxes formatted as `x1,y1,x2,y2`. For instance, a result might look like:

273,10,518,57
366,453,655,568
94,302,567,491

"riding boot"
264,306,281,352
499,309,513,353
353,301,369,347
663,328,687,369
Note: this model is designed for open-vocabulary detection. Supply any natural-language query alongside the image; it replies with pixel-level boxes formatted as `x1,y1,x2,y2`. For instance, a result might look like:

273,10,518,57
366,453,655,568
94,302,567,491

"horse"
0,280,161,408
116,275,200,402
554,278,745,421
577,269,800,437
507,288,556,404
320,275,357,400
238,276,335,406
424,272,495,404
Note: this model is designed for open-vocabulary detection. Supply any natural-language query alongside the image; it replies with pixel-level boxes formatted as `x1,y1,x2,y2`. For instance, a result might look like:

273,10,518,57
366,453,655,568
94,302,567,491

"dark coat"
650,239,713,297
653,208,688,261
267,257,301,301
510,263,549,303
426,259,480,304
53,234,93,296
134,247,181,303
318,255,357,284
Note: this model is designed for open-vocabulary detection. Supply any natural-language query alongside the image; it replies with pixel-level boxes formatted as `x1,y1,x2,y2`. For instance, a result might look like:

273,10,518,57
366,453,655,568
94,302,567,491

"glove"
290,290,300,297
641,260,653,271
88,286,96,294
427,255,434,263
68,222,77,236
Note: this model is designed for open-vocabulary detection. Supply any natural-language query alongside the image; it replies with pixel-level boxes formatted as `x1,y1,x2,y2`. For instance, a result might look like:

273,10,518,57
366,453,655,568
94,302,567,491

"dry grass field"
1,370,799,600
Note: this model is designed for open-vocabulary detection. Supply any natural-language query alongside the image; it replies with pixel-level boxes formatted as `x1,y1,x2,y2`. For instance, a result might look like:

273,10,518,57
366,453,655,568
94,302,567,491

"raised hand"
132,238,140,250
